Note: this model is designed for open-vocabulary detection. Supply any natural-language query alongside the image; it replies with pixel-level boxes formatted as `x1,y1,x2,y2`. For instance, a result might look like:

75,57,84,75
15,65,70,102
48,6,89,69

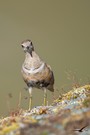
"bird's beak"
30,50,33,57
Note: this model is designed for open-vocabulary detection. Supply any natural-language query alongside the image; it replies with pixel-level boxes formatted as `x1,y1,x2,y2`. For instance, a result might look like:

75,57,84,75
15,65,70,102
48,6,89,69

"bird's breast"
21,63,54,91
22,63,45,74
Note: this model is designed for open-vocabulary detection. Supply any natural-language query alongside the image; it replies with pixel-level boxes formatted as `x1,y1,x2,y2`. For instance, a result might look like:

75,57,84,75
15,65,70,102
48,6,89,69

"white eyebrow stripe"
22,63,45,74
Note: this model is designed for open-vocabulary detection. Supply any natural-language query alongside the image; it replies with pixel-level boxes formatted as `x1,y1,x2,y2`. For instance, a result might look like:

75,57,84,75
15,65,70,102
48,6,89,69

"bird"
21,39,54,110
73,125,88,132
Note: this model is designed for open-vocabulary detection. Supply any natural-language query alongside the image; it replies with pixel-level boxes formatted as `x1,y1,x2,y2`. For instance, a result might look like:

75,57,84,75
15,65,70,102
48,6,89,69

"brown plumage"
21,39,54,110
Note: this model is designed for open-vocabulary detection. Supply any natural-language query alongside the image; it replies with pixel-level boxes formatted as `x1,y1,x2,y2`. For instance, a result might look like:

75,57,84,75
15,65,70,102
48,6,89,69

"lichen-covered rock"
0,85,90,135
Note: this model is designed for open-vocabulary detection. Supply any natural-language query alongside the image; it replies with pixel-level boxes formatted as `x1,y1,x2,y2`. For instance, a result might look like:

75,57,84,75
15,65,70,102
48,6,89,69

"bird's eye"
21,45,24,48
31,42,32,45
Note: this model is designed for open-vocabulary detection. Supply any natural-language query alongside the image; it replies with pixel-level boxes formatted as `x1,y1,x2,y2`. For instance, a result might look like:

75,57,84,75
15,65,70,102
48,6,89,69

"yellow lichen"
2,123,19,134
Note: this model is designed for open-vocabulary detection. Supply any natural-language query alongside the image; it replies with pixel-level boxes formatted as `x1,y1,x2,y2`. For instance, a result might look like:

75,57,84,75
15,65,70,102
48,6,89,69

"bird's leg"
28,87,32,111
44,88,47,106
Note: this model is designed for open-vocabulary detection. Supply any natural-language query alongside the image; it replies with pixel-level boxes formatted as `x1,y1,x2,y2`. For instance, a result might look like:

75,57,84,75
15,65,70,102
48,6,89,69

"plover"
21,39,54,110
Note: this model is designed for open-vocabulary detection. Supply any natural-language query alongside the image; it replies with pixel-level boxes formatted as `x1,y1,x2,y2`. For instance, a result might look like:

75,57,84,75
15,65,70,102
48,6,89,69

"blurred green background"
0,0,90,116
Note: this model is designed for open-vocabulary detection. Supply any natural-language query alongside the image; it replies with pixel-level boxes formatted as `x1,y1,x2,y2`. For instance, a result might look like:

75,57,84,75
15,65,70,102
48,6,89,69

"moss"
73,94,78,99
83,97,90,107
2,123,19,134
41,131,49,135
83,85,90,91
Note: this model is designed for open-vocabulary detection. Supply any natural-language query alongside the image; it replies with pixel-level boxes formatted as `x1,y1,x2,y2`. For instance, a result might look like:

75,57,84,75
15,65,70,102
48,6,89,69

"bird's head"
21,39,34,56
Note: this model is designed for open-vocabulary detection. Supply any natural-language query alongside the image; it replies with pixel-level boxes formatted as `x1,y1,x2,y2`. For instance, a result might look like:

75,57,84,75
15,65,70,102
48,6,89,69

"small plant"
65,70,81,89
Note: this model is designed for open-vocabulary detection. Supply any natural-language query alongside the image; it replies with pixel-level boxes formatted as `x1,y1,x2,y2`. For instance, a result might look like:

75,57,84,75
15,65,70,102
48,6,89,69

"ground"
0,85,90,135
